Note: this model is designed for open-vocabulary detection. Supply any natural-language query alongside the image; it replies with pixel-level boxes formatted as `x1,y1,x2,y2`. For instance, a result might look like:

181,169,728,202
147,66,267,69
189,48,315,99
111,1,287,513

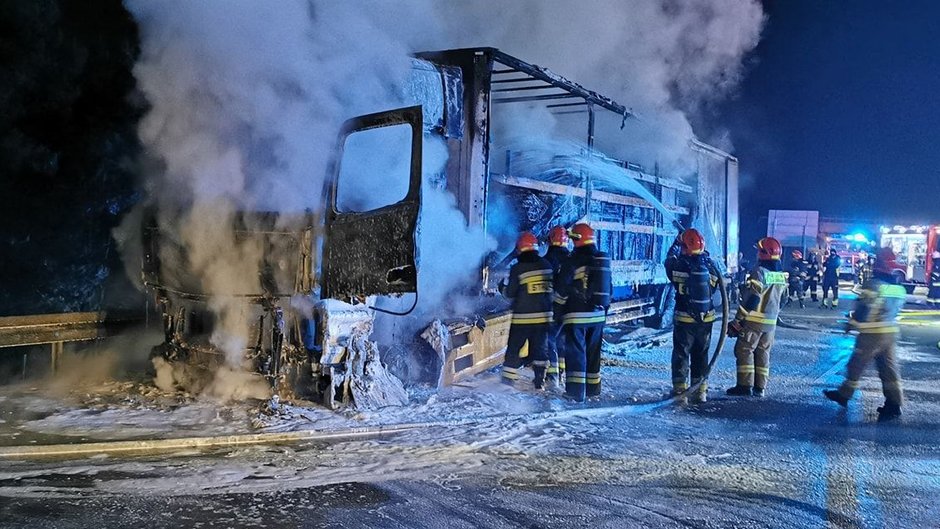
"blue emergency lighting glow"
852,233,868,243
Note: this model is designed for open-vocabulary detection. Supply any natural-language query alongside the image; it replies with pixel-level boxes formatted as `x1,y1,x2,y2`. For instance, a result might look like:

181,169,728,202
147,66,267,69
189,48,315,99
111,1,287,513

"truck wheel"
644,285,675,330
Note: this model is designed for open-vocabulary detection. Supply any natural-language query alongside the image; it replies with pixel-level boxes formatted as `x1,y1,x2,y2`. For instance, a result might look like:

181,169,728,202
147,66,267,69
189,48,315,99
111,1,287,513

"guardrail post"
50,341,63,374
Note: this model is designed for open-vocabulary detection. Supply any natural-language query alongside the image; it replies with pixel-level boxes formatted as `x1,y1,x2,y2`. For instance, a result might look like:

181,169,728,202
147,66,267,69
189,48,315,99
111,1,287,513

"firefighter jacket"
823,255,842,281
505,251,554,325
788,259,807,286
735,261,788,331
665,253,719,324
554,244,612,325
805,257,820,280
848,274,906,334
544,245,570,277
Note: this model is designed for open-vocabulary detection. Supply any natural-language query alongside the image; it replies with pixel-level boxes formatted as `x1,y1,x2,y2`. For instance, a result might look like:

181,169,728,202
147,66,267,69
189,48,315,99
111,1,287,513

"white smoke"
123,0,764,389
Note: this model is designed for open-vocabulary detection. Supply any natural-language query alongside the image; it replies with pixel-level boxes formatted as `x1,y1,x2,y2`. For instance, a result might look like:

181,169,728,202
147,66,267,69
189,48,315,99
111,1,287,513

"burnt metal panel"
141,208,314,300
321,106,423,301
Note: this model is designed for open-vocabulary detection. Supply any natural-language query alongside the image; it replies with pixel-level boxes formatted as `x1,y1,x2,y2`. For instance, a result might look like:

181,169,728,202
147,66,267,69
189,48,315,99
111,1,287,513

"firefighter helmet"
680,229,706,255
791,249,803,260
516,232,539,253
874,247,899,274
757,237,782,260
548,225,569,246
569,223,595,247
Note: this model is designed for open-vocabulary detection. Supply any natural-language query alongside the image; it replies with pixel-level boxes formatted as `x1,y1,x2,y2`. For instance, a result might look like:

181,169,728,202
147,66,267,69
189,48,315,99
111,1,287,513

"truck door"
321,106,423,302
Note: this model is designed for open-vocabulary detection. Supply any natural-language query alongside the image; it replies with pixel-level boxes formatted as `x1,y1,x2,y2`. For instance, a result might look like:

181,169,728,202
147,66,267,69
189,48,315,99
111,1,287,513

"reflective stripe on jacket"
849,278,906,334
555,244,612,326
665,253,719,324
506,252,554,325
735,264,788,331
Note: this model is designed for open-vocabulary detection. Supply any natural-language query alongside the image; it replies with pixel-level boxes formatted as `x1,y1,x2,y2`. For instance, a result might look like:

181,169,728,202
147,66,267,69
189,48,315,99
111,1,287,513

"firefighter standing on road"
665,229,719,403
543,225,571,385
928,251,940,308
501,232,553,389
821,249,842,308
554,223,612,402
786,250,807,309
804,252,821,303
726,237,788,397
824,247,906,422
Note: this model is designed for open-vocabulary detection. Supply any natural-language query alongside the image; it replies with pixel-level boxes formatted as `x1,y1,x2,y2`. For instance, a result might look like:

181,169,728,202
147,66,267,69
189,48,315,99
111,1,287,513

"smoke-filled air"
121,0,764,396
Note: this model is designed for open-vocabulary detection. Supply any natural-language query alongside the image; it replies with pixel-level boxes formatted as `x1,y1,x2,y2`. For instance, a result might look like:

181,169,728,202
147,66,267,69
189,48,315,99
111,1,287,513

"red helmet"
516,232,539,253
548,225,569,246
791,249,803,260
569,223,595,247
680,229,705,255
757,237,782,260
874,247,899,274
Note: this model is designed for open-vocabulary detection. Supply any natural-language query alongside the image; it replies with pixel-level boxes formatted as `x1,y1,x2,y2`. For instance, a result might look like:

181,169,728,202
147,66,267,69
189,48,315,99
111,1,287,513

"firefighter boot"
726,385,752,396
832,299,840,308
752,386,765,397
877,402,902,423
799,298,805,309
823,389,849,408
821,298,830,309
694,382,708,404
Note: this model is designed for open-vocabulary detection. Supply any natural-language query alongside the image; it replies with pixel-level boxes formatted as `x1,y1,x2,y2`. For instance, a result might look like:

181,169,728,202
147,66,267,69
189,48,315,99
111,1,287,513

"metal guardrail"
0,311,143,373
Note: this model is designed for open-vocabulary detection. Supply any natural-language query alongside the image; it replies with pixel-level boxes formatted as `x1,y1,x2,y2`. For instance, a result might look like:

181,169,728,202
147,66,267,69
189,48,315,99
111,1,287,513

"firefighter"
928,251,940,308
804,252,821,302
821,249,842,308
665,228,719,403
726,237,788,397
785,250,806,309
543,225,571,385
554,223,612,402
501,232,553,389
824,247,907,422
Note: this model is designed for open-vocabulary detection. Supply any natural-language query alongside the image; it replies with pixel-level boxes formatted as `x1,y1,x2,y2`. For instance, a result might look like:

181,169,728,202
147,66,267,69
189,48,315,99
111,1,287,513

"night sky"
715,1,940,247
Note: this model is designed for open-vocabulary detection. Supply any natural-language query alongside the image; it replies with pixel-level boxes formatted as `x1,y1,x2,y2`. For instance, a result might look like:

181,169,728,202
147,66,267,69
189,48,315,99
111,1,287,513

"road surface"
1,300,938,528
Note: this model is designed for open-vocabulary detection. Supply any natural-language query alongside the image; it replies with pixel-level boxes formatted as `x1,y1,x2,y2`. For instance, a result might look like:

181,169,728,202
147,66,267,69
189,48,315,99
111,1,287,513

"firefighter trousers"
734,327,776,389
502,324,549,388
822,279,839,304
546,322,564,378
672,322,713,394
927,285,940,307
787,282,804,301
564,323,604,401
837,332,904,406
805,279,818,301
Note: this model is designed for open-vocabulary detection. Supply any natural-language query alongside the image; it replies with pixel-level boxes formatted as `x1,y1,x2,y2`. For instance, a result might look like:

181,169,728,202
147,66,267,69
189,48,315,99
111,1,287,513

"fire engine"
879,224,940,293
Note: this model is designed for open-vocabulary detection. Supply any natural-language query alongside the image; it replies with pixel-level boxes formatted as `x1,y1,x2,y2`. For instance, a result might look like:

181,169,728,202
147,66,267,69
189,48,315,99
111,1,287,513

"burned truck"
142,47,738,406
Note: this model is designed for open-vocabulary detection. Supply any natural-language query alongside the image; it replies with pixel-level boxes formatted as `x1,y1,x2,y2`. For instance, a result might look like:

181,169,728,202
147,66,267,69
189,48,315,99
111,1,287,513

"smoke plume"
123,0,763,388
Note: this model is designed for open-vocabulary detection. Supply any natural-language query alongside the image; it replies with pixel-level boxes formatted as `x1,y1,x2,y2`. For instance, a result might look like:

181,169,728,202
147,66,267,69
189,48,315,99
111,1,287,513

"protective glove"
727,319,743,338
497,279,508,296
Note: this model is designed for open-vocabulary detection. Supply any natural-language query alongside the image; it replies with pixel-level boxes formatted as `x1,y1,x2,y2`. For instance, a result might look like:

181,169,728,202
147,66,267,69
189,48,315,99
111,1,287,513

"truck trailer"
142,48,740,407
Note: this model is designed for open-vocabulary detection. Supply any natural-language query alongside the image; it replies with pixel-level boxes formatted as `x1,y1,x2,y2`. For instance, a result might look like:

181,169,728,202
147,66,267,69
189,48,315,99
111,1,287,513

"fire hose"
646,222,730,404
651,260,729,404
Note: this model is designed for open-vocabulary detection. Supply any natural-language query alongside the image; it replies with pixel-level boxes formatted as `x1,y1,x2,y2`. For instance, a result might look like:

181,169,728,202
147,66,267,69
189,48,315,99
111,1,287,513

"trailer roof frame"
414,47,637,123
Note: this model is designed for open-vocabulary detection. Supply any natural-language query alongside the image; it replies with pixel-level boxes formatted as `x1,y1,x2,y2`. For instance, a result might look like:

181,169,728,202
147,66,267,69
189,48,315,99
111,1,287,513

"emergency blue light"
852,233,868,243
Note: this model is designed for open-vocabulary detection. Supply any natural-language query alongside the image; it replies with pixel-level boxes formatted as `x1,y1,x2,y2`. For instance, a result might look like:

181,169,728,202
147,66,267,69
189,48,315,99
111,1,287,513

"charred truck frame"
142,48,739,406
